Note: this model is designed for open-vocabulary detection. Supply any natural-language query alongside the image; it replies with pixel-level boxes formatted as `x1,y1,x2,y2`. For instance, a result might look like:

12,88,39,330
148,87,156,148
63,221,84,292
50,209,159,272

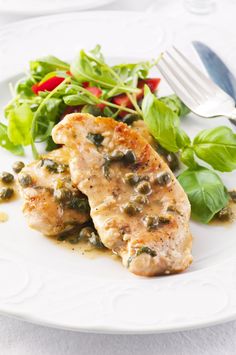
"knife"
192,41,236,127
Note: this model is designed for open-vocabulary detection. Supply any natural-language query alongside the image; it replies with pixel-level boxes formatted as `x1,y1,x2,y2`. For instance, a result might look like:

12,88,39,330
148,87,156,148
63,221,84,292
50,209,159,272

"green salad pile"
1,45,236,223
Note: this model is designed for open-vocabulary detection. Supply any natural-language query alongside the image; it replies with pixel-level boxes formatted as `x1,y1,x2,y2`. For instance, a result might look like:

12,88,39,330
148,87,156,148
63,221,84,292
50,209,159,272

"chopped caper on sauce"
136,246,157,257
102,149,137,179
87,132,104,147
122,202,141,216
40,159,68,173
12,161,25,174
135,181,152,195
131,194,148,205
216,206,233,221
154,172,171,186
0,171,14,184
143,215,159,231
229,190,236,203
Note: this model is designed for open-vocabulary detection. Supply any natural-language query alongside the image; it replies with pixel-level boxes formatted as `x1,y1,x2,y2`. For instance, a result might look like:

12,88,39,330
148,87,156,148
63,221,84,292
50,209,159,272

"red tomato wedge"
32,76,65,95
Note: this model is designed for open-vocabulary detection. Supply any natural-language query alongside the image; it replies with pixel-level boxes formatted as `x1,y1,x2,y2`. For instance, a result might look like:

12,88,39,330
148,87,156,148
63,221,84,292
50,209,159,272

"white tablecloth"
0,1,236,354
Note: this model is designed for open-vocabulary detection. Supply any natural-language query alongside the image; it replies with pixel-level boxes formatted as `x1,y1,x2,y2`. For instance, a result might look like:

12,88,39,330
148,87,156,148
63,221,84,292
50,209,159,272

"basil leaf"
159,94,190,117
142,86,190,152
181,147,198,169
178,167,228,223
193,126,236,172
0,123,24,156
8,104,33,146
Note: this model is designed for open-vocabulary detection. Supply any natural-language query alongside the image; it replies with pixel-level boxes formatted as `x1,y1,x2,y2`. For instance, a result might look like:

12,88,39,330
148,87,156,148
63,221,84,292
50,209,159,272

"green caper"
122,114,140,125
143,215,159,231
217,206,233,221
12,161,25,174
229,190,236,203
159,216,170,225
68,236,80,244
0,187,14,201
54,188,72,203
109,150,125,161
0,171,14,184
165,153,179,172
82,105,102,117
88,232,104,248
123,150,136,165
87,132,104,147
18,173,33,188
79,227,95,240
135,181,152,195
136,246,157,257
40,159,59,173
154,172,171,186
131,194,148,205
67,196,90,213
122,202,141,216
124,172,139,186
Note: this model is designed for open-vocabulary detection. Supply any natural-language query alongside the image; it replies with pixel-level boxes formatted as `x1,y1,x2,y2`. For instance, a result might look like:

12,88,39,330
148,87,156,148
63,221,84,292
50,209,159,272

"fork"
157,47,236,121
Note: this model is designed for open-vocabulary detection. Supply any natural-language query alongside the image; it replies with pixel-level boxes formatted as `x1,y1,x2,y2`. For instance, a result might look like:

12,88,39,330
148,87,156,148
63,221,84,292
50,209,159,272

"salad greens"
1,45,236,224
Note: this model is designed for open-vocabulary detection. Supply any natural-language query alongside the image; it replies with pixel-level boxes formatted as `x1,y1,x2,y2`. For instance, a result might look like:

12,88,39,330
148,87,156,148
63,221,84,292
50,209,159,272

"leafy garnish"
178,167,229,223
0,123,24,156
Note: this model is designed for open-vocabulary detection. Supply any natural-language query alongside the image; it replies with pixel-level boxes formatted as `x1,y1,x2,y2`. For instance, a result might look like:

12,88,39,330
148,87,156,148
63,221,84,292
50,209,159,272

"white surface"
1,0,236,353
0,0,115,15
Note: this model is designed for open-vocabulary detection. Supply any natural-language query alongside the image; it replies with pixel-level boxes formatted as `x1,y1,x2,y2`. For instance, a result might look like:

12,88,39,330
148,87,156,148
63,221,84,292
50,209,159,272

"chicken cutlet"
52,113,192,276
18,147,90,236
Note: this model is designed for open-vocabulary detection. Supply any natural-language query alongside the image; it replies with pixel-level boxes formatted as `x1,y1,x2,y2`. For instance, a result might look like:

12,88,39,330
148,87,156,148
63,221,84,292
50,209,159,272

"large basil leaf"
7,104,33,146
142,86,190,152
178,167,228,223
193,126,236,172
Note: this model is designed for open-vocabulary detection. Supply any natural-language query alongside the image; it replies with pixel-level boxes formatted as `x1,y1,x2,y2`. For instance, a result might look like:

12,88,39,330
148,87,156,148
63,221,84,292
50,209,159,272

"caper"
12,161,25,174
143,215,159,231
124,173,139,186
165,153,179,172
0,187,14,201
0,171,14,184
154,172,171,186
40,159,59,173
54,188,72,203
131,194,148,205
87,132,104,147
88,232,104,248
136,246,157,257
217,206,233,221
122,114,140,125
68,236,80,244
67,196,90,213
109,150,124,161
229,190,236,203
123,150,136,165
122,202,141,216
79,227,95,240
82,105,102,117
135,181,152,195
159,216,170,225
18,173,33,188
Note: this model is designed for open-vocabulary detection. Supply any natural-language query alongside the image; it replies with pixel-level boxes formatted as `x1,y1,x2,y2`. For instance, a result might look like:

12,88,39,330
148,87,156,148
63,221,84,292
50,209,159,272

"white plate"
1,11,236,334
0,0,115,15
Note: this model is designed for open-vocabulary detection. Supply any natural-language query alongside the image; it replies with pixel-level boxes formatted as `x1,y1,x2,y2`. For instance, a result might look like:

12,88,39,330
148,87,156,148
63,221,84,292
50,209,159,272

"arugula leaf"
63,93,99,106
193,126,236,172
142,86,190,152
112,61,151,87
30,56,69,81
0,123,24,156
178,167,228,223
7,104,33,146
159,94,190,117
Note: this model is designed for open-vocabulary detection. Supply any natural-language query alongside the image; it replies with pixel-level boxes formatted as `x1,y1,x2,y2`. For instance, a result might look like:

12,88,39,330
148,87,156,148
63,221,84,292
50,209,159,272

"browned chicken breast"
52,113,192,276
18,147,90,236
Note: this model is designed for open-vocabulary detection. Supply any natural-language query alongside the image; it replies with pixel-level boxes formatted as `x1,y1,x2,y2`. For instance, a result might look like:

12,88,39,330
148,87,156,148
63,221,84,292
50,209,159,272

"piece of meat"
18,147,90,236
52,113,192,276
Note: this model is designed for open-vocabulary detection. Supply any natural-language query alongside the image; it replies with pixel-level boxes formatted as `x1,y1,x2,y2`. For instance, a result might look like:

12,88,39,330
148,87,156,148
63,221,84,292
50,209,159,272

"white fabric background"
0,0,236,354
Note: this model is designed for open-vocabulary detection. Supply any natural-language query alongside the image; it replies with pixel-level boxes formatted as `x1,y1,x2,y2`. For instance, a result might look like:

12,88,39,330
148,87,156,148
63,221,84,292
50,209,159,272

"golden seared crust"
18,147,90,236
52,113,192,276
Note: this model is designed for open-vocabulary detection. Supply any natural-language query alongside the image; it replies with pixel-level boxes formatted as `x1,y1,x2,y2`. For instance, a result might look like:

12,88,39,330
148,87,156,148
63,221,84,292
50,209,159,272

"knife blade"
193,41,236,127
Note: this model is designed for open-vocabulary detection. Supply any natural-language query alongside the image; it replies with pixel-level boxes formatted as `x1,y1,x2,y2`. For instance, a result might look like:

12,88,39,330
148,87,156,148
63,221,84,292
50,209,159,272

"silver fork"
157,47,236,121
